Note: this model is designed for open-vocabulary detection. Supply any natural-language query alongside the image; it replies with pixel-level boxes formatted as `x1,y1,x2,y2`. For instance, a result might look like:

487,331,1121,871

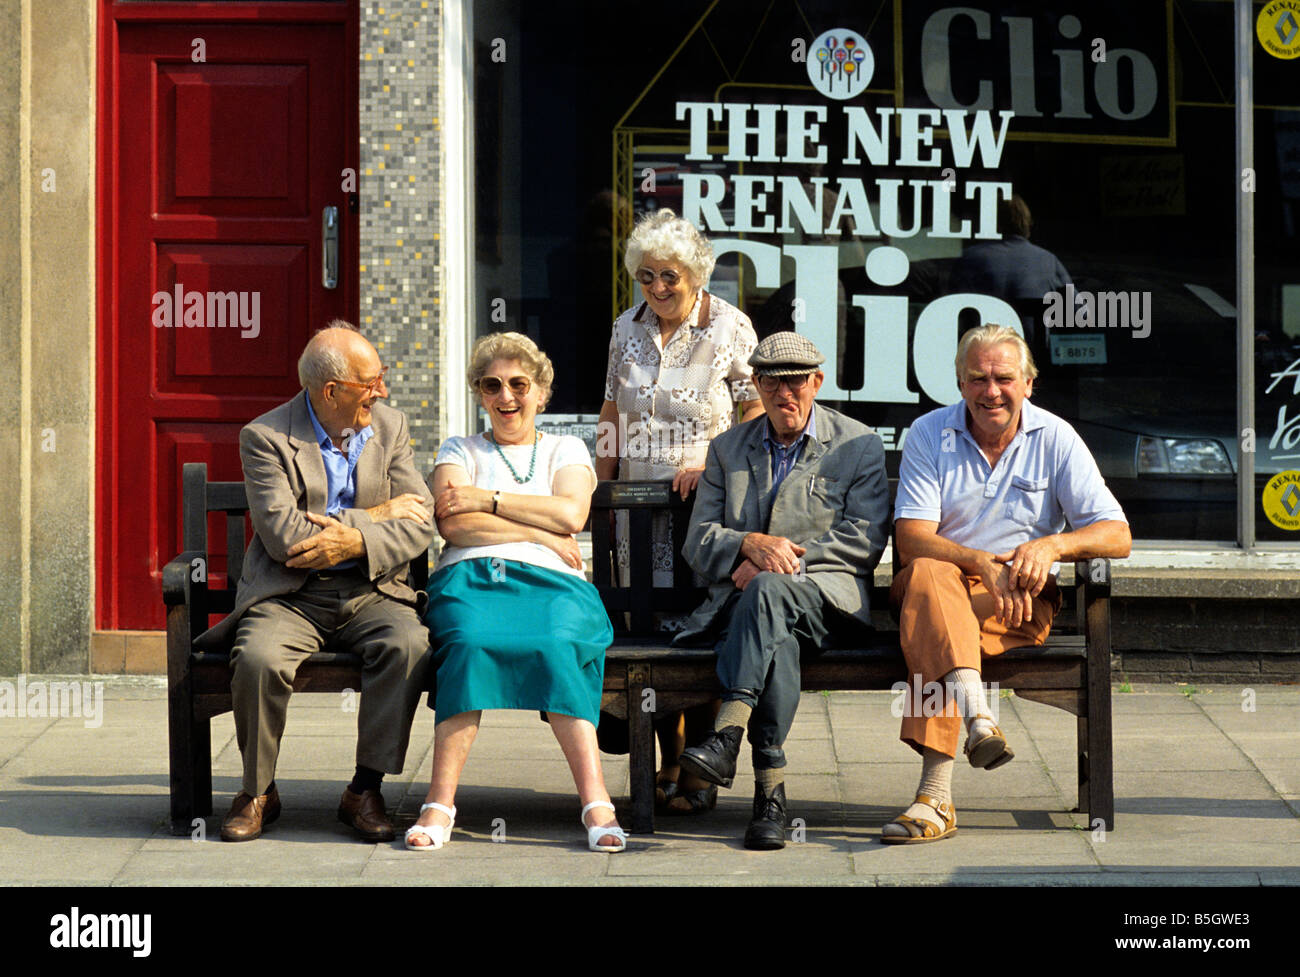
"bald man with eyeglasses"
196,321,435,843
672,331,890,849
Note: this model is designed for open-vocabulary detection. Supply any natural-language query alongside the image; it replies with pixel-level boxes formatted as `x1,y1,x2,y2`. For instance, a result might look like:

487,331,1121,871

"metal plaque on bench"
608,482,671,505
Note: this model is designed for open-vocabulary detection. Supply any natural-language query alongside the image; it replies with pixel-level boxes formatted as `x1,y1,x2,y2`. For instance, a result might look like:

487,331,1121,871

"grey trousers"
713,572,832,770
229,571,431,795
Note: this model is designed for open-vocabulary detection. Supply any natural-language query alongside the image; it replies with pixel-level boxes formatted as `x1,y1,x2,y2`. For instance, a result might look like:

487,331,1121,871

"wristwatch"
492,491,501,514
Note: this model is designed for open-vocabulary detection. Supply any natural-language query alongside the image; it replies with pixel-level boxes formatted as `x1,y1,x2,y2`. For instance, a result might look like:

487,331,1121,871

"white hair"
623,208,715,288
955,324,1039,382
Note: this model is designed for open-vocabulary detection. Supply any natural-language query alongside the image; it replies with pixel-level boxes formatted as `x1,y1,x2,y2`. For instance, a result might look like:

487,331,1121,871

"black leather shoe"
744,782,787,851
678,725,744,788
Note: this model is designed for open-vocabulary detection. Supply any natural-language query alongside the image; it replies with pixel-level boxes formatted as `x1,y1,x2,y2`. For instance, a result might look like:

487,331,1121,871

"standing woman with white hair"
596,208,764,815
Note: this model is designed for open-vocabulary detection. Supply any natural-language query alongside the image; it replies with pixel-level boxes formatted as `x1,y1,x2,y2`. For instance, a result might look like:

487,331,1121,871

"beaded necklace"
487,430,539,483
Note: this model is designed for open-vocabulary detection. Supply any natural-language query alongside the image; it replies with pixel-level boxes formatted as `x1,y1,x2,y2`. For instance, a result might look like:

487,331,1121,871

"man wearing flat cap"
673,331,890,849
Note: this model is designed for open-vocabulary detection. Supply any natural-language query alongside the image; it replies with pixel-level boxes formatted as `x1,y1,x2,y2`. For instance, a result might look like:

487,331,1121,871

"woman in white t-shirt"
404,332,624,853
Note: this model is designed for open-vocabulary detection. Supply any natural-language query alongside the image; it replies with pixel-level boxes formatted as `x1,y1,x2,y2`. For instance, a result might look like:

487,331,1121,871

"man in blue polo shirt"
882,324,1130,844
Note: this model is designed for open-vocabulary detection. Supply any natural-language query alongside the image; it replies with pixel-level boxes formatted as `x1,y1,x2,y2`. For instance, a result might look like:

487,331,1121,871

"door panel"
100,7,357,629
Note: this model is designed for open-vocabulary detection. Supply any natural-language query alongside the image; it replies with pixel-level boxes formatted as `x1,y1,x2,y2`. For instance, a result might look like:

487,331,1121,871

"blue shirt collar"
304,393,333,448
304,392,373,452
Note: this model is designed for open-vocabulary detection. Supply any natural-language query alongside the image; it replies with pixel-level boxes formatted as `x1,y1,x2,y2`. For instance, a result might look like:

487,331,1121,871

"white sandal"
580,801,627,853
405,802,456,851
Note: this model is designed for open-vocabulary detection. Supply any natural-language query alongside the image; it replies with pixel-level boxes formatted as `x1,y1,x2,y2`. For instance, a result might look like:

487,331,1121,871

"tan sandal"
964,717,1014,770
881,793,957,845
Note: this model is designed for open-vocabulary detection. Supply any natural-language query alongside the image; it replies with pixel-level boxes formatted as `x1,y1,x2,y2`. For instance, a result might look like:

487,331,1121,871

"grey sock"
755,767,784,792
715,699,752,731
917,748,954,803
882,749,953,837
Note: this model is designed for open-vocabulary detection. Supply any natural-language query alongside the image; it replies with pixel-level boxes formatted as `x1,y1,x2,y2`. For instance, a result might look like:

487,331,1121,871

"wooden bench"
590,480,1115,836
164,464,1114,841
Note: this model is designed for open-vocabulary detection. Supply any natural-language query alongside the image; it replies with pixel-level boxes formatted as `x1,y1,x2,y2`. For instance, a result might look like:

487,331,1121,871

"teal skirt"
423,558,614,725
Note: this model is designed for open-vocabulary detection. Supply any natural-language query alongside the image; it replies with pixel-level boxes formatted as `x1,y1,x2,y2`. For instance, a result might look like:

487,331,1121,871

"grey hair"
623,208,715,288
468,331,555,410
955,324,1039,382
298,320,362,391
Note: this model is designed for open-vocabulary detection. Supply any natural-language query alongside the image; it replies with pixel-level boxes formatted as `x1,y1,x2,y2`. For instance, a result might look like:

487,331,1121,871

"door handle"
322,206,339,289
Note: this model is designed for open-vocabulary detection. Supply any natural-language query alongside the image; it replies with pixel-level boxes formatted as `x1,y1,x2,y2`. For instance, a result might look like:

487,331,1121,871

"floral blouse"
604,290,758,476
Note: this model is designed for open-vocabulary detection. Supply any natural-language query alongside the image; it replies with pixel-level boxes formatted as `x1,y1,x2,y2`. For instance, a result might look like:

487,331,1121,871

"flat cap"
748,331,826,376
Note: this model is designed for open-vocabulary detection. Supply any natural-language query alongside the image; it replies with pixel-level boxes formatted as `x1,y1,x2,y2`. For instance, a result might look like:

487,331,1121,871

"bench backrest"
587,477,1086,638
589,480,705,637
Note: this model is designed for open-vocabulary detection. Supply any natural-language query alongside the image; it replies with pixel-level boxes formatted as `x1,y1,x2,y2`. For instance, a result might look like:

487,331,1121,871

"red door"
97,3,359,629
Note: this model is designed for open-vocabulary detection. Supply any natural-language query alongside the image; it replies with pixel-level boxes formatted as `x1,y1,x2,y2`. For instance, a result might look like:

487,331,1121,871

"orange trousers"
890,558,1061,758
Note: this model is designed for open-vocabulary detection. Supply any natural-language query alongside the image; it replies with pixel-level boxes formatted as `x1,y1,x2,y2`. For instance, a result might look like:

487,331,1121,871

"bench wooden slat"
226,514,245,589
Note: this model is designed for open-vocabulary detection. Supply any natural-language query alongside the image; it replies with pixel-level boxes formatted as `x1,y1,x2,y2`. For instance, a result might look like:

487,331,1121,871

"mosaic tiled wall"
360,0,445,473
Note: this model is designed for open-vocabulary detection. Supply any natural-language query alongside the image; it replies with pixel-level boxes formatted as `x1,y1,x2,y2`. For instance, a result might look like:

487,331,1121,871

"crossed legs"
882,558,1059,842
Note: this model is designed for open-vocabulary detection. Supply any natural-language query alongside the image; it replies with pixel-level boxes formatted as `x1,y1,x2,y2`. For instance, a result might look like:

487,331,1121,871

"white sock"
945,667,992,733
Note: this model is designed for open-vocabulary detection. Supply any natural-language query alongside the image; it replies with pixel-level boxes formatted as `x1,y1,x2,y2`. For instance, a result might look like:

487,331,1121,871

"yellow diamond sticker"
1258,1,1300,59
1263,470,1300,530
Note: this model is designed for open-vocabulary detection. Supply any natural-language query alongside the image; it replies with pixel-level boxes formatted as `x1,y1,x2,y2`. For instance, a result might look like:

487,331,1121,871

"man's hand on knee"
731,558,762,591
980,559,1034,627
741,533,806,575
994,536,1060,597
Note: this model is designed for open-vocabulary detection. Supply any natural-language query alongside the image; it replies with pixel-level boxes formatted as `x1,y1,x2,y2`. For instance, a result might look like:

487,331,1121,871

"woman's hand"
672,467,705,500
435,484,493,520
366,493,430,524
538,529,584,571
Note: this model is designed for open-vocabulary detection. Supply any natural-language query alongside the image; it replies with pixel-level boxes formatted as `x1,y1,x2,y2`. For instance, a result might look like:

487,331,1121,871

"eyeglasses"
756,373,813,393
332,365,388,395
635,267,683,287
475,374,532,396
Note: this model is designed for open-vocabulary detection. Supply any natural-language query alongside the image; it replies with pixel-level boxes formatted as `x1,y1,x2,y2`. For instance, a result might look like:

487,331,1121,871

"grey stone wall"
359,0,446,476
1113,598,1300,682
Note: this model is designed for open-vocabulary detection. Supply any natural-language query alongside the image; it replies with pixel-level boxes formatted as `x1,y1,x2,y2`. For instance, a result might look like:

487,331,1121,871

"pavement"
1,676,1297,887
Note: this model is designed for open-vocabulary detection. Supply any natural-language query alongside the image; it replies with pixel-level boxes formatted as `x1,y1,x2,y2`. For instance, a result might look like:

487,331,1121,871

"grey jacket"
195,390,436,650
675,403,890,642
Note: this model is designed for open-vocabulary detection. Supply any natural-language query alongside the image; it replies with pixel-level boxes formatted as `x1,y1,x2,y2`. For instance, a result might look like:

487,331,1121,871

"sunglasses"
332,365,388,396
475,374,532,396
756,373,813,393
635,268,683,287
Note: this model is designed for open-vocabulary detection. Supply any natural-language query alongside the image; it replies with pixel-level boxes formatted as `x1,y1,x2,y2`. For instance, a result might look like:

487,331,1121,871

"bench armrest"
163,550,208,607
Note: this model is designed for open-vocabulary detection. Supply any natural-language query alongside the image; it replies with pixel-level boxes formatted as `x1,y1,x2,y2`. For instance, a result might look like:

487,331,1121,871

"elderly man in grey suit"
196,322,434,842
674,332,890,849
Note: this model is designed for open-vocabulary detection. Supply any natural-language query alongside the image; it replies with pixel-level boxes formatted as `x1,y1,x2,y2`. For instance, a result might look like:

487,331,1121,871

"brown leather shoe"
220,784,282,842
337,787,395,842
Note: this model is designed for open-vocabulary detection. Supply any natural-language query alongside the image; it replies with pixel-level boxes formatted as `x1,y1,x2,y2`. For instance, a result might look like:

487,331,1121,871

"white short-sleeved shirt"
433,432,596,578
894,398,1127,556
